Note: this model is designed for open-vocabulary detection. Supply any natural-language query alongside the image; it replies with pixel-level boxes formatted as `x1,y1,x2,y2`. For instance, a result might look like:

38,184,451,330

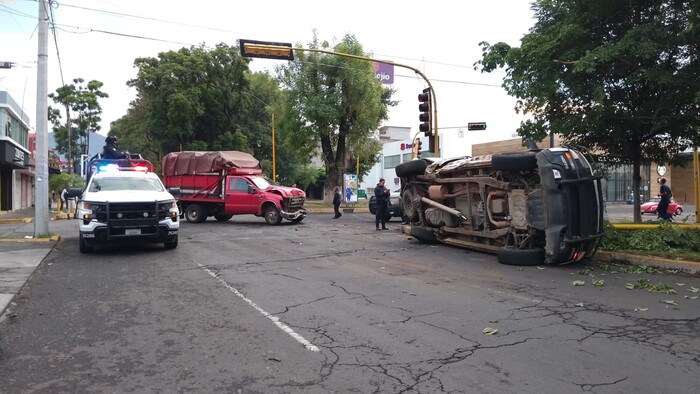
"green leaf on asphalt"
516,268,524,271
662,300,679,306
634,308,649,312
684,296,698,300
625,283,635,290
571,280,585,286
537,266,545,270
574,302,584,307
676,283,685,286
592,279,605,288
483,327,498,335
688,287,700,293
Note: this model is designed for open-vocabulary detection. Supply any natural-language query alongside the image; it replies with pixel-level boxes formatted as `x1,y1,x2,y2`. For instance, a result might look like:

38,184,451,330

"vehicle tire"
395,159,428,178
185,204,206,223
675,208,682,216
496,246,544,266
401,188,418,222
214,214,233,222
291,215,305,224
264,206,283,225
492,151,537,172
79,235,94,254
369,197,377,215
409,226,438,244
164,236,178,250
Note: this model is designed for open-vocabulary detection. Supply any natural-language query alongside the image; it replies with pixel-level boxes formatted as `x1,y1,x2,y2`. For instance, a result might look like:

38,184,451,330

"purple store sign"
373,62,394,85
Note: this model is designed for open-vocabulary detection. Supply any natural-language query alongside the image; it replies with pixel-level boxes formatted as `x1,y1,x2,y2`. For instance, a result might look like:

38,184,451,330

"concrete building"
0,91,32,211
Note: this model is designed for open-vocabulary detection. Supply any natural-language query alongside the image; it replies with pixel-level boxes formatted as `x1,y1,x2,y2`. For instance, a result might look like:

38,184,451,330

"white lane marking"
198,263,319,352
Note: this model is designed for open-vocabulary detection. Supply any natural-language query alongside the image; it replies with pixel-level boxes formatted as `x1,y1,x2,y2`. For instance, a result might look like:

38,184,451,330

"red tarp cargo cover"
162,151,261,176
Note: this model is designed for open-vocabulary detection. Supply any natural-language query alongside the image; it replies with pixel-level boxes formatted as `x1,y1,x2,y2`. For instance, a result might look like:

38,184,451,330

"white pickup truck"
76,159,180,253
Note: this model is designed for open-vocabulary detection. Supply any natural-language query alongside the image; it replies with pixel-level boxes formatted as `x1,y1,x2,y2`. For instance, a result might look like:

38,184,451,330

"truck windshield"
90,177,165,192
251,177,274,190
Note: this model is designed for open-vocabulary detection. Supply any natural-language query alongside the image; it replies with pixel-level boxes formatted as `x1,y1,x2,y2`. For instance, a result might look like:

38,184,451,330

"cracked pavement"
1,213,699,393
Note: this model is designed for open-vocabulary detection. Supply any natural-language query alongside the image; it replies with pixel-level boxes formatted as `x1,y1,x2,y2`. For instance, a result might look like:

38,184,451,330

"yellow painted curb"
0,236,58,243
0,218,32,224
611,223,700,230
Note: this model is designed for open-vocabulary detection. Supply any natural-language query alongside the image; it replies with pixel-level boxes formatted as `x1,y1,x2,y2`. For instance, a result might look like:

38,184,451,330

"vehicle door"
226,176,261,214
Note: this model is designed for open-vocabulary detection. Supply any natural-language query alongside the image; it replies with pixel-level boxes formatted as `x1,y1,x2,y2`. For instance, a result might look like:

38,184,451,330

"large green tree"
477,0,700,222
276,33,395,201
48,78,108,173
128,43,251,154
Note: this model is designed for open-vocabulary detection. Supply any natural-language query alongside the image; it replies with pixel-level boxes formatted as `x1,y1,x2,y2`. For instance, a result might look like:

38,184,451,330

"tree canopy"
477,0,700,222
276,33,395,201
48,78,108,173
117,43,318,187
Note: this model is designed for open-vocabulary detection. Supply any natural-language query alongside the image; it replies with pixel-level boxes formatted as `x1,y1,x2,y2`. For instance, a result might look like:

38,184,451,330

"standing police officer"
374,178,390,230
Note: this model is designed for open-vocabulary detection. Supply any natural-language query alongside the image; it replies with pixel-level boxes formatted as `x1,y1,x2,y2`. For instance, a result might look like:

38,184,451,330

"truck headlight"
168,201,179,220
78,201,95,222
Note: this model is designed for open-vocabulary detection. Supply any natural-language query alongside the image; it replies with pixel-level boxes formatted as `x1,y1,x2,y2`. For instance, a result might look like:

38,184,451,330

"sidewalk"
0,206,76,318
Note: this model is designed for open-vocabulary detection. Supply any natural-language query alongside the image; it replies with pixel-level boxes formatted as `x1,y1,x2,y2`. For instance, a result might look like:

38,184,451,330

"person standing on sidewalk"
333,187,342,219
374,178,389,230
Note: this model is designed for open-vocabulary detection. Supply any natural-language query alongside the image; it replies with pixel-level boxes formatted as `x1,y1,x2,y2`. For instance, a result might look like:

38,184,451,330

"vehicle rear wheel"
164,236,178,250
264,206,283,225
214,214,233,222
492,151,538,172
185,204,206,223
401,188,418,222
79,235,94,254
395,159,428,178
409,225,438,244
497,246,544,266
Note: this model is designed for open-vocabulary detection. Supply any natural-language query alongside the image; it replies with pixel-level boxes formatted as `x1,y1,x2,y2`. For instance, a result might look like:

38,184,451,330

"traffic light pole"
239,41,440,156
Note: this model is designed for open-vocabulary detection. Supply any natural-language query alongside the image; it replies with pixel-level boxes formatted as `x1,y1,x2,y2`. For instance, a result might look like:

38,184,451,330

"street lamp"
239,38,441,156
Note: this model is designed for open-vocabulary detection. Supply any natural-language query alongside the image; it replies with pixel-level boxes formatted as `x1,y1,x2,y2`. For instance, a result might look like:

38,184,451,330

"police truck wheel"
185,204,206,223
164,236,178,250
264,206,283,225
79,236,94,254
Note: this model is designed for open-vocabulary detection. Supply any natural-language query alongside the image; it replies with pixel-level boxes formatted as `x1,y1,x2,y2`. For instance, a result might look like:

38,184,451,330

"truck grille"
287,196,305,212
91,201,171,225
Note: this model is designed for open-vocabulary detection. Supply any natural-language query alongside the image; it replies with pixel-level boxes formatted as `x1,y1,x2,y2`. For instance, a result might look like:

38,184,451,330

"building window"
401,153,412,162
384,154,401,169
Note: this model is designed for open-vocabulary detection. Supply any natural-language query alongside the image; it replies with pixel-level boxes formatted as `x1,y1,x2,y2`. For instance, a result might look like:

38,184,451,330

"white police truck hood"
82,190,176,203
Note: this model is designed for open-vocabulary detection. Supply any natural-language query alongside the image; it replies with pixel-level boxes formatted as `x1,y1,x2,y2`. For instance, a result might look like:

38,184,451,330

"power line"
48,1,66,86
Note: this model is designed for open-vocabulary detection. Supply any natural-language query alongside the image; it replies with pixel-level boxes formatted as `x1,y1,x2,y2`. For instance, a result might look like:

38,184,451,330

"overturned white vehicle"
396,147,605,265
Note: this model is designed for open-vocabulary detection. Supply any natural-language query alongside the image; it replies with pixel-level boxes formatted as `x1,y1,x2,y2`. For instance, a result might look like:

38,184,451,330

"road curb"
594,251,700,274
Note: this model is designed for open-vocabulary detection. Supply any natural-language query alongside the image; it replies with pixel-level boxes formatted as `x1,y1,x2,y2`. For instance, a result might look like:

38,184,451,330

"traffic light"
418,88,431,137
417,139,423,158
467,122,487,131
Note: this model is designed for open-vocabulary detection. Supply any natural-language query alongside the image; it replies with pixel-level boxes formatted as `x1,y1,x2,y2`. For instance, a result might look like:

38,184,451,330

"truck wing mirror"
168,187,181,197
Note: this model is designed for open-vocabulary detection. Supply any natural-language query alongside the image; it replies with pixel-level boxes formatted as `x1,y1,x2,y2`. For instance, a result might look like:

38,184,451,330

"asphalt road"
1,212,699,393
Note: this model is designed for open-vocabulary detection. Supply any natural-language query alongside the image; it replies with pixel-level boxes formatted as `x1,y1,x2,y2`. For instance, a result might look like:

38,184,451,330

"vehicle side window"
230,178,250,193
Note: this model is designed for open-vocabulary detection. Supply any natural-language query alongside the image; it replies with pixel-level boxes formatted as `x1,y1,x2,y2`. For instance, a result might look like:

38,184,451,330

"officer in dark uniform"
103,136,127,159
374,178,390,230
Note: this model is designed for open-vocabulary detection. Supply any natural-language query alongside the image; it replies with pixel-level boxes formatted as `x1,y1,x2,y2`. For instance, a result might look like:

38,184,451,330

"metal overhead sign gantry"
239,39,440,156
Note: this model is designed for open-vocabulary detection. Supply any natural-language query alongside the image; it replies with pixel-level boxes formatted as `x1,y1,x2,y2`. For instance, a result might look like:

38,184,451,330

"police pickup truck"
77,157,180,253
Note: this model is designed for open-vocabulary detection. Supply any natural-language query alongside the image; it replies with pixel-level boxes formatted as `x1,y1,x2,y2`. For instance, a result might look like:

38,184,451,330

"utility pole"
34,0,49,235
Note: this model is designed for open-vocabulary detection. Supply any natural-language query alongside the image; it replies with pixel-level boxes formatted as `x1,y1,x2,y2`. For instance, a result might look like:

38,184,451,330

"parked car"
368,189,403,221
640,197,683,216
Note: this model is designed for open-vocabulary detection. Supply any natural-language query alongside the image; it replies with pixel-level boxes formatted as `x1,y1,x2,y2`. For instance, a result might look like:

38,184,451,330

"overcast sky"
1,0,536,156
